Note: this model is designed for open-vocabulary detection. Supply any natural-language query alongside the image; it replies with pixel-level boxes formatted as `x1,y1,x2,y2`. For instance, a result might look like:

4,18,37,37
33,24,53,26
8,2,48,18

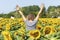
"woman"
16,4,44,31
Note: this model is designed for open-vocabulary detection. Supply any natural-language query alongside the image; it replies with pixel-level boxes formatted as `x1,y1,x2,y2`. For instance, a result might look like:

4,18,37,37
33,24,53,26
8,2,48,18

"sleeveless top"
24,20,37,31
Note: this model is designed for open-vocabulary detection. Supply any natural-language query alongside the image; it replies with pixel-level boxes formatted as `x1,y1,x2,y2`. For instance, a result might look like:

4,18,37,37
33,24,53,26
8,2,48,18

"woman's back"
24,20,37,31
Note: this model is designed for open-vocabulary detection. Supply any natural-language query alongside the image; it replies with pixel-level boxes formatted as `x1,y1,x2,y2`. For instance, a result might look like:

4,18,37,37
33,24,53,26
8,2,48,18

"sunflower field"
0,18,60,40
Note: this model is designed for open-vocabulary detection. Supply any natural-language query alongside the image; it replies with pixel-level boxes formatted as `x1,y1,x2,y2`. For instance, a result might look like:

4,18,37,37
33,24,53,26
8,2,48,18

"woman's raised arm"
34,4,44,21
16,5,26,21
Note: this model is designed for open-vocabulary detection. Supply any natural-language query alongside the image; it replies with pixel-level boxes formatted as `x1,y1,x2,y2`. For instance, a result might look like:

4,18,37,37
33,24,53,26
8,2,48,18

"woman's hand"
16,5,20,11
40,4,44,10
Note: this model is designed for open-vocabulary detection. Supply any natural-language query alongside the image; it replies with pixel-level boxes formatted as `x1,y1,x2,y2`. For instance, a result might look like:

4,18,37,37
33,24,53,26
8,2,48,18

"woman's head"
27,14,35,21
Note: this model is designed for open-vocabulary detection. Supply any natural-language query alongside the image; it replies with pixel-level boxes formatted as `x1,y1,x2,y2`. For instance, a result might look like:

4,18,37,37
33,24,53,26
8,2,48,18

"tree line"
0,5,60,18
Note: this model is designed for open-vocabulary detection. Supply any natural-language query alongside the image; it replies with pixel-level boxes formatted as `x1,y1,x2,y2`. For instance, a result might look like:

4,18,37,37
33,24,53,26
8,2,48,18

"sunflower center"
30,32,39,38
5,34,9,40
38,27,41,30
45,27,51,34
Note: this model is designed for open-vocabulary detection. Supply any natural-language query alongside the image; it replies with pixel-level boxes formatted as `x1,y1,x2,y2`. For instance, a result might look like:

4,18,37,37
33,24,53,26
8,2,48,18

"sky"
0,0,60,13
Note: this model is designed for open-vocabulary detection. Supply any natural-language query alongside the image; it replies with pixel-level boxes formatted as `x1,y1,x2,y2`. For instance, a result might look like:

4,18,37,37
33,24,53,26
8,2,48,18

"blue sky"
0,0,60,13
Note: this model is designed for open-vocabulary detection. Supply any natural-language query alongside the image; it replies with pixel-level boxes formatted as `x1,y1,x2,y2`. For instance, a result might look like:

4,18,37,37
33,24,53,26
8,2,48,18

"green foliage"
0,5,60,18
47,6,60,18
22,5,40,16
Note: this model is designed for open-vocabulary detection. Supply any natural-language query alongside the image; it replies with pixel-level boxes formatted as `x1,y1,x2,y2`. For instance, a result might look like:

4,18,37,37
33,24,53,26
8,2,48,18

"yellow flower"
0,24,2,29
43,26,56,35
20,22,24,25
0,18,3,20
36,26,42,30
56,28,60,31
19,18,24,22
2,31,12,40
6,24,11,30
17,28,25,35
29,30,41,39
14,32,18,36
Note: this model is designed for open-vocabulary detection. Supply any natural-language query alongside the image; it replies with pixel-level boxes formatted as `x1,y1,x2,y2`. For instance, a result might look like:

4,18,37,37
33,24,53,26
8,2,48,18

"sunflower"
36,26,42,30
6,24,11,30
14,31,18,36
2,31,12,40
29,30,41,39
43,26,56,35
56,28,60,31
0,18,3,21
0,24,2,29
17,28,25,35
19,18,24,22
